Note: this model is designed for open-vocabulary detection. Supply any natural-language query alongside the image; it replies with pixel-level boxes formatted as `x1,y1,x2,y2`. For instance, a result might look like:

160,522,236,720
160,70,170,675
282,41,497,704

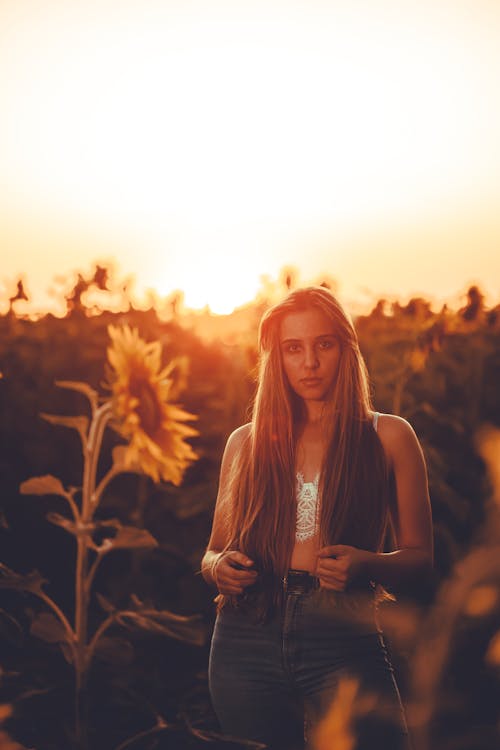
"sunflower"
106,325,198,485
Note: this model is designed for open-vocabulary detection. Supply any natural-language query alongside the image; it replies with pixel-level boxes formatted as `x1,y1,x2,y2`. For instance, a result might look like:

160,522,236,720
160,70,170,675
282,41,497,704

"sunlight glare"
1,0,500,312
151,236,264,314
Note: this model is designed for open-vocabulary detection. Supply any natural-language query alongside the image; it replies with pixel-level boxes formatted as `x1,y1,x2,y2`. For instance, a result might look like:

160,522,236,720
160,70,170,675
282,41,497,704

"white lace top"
294,412,380,542
295,472,320,542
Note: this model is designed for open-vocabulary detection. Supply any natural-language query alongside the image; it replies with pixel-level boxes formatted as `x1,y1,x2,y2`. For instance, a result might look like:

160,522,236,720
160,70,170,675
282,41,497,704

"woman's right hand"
212,551,258,595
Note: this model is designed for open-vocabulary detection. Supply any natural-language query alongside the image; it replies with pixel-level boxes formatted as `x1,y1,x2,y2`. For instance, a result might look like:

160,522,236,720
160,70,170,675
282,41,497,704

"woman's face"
279,307,341,402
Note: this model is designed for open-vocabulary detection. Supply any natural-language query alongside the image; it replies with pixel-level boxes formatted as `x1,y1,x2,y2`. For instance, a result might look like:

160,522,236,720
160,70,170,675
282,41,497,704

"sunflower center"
129,372,163,437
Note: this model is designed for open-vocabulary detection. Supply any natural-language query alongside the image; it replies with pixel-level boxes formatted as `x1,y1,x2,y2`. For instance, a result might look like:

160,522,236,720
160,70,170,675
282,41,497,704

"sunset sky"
1,0,499,314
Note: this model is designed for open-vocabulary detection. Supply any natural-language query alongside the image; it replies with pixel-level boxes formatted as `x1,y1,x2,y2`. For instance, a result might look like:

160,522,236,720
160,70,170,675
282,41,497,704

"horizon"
2,259,495,323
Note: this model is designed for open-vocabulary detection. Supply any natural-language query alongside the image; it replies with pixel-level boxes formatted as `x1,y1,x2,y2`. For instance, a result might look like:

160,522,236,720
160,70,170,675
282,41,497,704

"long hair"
221,286,390,617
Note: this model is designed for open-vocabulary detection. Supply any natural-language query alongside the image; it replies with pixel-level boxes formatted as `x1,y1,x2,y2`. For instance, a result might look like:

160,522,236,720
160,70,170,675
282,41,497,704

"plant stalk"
75,402,112,749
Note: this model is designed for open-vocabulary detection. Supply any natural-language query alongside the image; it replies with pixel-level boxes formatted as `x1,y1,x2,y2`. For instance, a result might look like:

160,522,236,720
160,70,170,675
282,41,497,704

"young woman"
201,286,433,750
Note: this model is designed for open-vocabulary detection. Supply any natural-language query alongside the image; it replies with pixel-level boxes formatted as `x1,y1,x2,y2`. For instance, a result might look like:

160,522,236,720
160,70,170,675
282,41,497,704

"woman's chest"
289,471,321,572
296,428,324,480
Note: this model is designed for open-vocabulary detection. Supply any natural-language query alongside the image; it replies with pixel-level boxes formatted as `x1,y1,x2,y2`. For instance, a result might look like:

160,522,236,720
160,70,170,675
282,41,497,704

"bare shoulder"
226,422,252,449
208,423,252,550
223,422,252,463
374,413,423,465
376,412,415,440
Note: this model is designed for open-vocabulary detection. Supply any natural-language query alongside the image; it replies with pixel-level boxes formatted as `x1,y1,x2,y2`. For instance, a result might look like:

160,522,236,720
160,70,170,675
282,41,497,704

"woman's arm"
363,414,433,586
317,414,433,590
201,424,258,594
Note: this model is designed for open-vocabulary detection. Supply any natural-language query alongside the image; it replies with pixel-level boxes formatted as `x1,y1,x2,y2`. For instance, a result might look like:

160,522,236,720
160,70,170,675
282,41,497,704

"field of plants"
1,270,499,750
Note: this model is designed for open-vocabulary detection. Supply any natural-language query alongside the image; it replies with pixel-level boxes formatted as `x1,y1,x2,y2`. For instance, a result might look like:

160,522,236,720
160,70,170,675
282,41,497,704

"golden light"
1,1,500,313
149,231,266,314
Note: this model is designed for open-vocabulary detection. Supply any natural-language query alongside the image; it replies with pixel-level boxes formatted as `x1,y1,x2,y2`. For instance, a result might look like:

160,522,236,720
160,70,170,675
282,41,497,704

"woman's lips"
300,378,322,386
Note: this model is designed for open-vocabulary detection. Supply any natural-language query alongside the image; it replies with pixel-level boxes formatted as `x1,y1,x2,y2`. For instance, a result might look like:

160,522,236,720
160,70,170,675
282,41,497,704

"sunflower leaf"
20,474,71,500
116,605,205,646
96,593,116,614
97,525,158,553
46,512,78,536
60,642,75,665
30,612,68,645
30,613,75,665
0,564,47,595
40,413,89,449
55,380,99,413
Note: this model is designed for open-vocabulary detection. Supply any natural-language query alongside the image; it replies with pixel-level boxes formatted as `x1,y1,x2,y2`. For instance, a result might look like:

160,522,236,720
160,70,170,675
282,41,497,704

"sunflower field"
0,270,499,750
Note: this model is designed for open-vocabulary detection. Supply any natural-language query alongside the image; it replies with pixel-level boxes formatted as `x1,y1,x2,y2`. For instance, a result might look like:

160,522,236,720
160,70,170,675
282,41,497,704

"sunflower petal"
105,325,198,484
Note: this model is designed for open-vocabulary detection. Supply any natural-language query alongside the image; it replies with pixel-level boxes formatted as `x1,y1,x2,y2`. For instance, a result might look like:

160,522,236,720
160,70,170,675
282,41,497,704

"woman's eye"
286,344,301,353
318,340,333,350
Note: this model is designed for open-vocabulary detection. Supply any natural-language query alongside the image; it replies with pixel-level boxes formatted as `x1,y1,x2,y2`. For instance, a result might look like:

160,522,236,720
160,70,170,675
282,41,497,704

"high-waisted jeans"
209,586,411,750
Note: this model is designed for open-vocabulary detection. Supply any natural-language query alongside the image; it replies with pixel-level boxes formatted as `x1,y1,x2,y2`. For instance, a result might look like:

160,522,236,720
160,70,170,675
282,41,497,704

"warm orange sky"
1,0,499,314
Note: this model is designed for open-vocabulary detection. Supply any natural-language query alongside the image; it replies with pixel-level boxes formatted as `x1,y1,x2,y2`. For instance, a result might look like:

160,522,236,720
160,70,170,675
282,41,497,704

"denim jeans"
209,586,411,750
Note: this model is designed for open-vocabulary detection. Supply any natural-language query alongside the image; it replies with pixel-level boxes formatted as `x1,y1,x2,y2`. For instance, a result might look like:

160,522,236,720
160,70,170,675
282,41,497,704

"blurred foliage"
1,266,500,748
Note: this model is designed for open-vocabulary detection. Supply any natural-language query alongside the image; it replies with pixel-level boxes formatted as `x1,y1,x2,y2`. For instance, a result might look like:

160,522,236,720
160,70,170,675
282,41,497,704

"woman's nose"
304,346,319,369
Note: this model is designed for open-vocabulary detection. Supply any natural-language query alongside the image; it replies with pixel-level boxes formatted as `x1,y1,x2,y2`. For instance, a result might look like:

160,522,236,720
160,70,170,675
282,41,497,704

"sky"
1,0,499,314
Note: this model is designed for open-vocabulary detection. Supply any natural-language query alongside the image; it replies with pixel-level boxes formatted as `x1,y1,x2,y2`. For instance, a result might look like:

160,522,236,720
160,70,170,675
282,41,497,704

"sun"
146,235,265,314
177,273,261,316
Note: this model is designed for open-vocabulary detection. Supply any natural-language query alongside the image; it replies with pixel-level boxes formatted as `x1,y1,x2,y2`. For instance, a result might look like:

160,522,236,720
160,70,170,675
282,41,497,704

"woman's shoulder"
228,422,252,443
373,411,414,435
372,412,421,462
218,423,252,483
223,423,252,460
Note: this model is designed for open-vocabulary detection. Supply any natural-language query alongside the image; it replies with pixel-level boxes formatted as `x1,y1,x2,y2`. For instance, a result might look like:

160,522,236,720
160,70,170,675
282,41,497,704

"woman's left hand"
316,545,371,591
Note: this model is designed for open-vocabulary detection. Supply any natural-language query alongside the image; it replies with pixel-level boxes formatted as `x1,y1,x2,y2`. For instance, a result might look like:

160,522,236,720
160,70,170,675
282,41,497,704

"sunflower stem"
85,551,105,597
63,489,82,525
75,400,113,749
91,464,120,519
86,402,113,514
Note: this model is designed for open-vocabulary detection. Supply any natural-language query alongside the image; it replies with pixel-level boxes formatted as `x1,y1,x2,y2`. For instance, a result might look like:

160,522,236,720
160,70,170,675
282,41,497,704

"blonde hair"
222,287,390,616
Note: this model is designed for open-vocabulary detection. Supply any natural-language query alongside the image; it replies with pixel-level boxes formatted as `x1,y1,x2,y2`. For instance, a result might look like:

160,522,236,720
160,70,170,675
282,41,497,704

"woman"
201,287,433,750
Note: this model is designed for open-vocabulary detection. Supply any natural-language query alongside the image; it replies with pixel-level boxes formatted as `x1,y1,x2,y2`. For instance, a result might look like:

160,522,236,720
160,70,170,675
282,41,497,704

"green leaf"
55,380,99,413
20,474,69,499
40,413,89,448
